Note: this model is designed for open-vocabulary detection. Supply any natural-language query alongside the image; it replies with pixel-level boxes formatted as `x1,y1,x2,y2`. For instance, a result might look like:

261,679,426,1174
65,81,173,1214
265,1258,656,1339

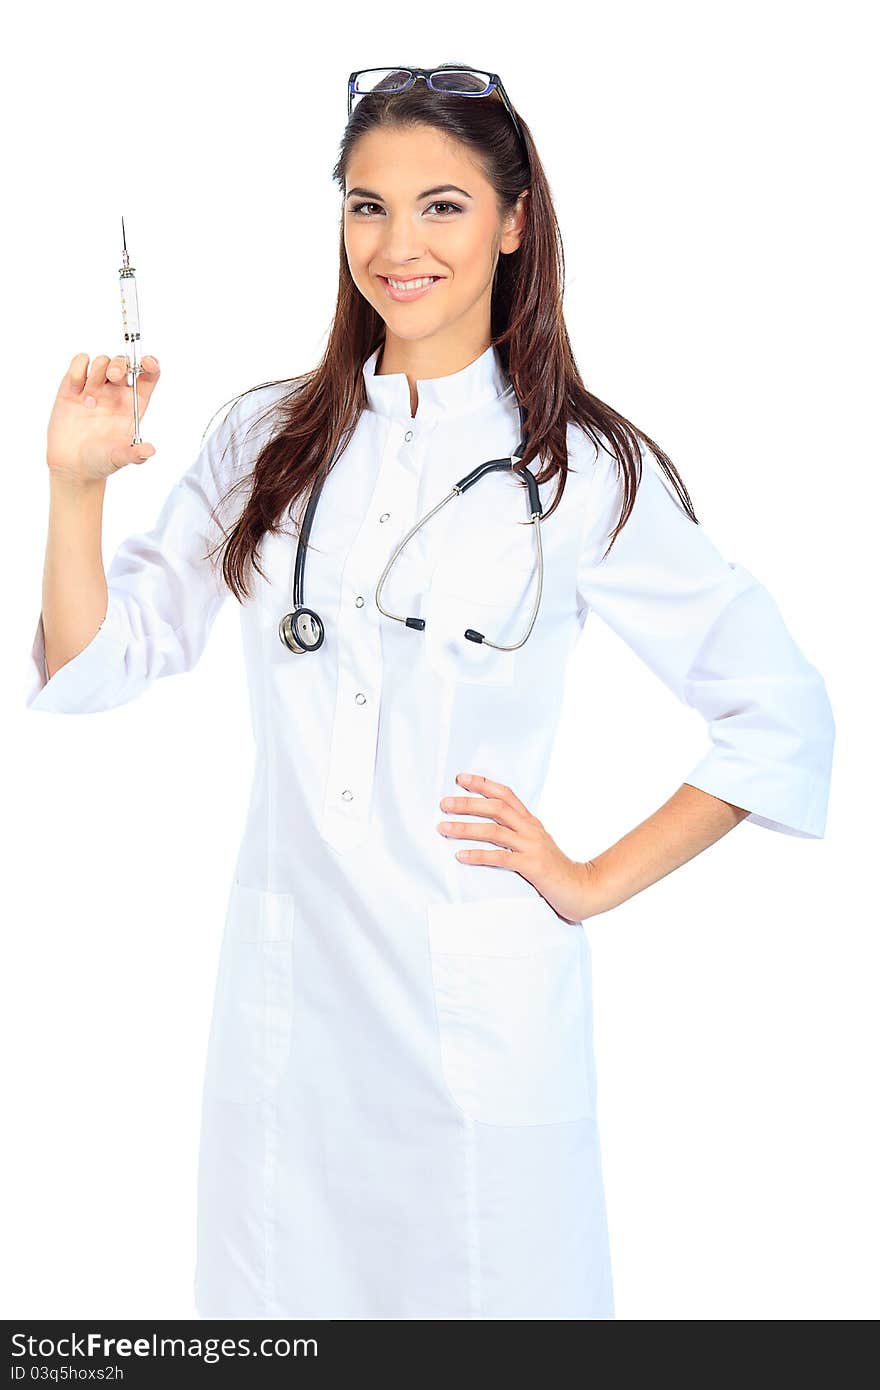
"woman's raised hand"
46,352,162,485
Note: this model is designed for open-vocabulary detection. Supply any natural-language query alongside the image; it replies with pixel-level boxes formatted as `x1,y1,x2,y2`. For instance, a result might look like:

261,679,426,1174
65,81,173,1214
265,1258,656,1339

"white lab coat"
25,344,835,1319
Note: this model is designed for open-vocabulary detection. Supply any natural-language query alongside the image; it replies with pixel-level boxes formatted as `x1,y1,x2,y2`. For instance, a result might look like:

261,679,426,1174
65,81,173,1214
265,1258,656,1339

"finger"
455,773,531,817
106,355,130,382
109,355,161,382
135,355,161,392
68,353,90,391
439,795,520,826
455,848,513,864
110,440,157,468
131,356,161,411
84,354,112,395
438,820,518,849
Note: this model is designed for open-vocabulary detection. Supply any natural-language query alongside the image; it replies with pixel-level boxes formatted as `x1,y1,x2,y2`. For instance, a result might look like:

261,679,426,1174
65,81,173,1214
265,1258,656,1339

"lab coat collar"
362,341,511,424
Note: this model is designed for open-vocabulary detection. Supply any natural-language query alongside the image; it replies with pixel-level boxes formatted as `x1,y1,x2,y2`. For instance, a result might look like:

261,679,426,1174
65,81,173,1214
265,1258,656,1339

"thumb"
113,441,156,468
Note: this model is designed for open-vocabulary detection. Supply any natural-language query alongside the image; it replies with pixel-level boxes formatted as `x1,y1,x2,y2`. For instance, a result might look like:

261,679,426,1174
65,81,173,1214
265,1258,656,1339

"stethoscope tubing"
279,398,543,655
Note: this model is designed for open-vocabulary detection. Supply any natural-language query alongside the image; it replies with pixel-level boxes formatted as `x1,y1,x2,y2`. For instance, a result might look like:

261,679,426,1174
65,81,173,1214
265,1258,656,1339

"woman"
26,65,835,1320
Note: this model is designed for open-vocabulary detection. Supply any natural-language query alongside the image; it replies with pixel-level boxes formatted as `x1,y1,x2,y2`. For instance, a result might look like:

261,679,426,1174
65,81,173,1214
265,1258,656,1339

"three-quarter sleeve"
575,439,836,838
25,386,280,715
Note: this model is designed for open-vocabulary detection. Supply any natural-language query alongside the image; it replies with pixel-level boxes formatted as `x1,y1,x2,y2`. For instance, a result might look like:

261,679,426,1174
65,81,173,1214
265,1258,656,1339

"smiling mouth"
378,275,443,287
376,274,446,304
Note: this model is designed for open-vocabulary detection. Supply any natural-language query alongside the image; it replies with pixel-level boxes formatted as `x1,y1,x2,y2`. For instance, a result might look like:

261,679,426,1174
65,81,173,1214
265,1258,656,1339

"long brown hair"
207,64,699,603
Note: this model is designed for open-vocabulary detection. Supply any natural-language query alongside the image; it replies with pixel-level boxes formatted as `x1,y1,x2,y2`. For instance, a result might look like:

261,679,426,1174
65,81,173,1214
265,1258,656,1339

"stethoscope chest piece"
279,606,325,653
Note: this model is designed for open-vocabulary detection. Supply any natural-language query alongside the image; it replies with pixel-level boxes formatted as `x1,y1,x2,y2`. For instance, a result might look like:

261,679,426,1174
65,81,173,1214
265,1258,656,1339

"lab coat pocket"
422,519,538,686
426,895,595,1126
415,499,539,685
421,588,517,686
203,882,296,1106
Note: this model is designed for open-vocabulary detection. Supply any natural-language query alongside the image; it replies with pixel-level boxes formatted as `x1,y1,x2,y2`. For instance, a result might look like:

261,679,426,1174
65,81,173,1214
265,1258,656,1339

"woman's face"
344,123,526,352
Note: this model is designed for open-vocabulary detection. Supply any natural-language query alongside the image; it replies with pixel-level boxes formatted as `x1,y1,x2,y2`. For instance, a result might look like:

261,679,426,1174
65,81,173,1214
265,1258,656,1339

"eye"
348,201,464,218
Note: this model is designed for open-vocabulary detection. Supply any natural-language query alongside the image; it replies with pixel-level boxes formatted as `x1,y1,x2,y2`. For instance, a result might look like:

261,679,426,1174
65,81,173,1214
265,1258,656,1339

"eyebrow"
345,184,473,202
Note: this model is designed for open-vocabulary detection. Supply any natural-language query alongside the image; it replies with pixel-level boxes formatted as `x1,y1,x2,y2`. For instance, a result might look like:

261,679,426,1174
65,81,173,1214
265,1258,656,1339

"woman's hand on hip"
436,772,606,924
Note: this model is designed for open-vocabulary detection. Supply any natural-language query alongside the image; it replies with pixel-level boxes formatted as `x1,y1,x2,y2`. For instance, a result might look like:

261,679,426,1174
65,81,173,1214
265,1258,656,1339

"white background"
3,0,874,1321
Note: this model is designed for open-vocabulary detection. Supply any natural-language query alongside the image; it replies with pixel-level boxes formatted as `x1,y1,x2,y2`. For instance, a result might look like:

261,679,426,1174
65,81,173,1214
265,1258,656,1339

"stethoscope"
278,398,544,655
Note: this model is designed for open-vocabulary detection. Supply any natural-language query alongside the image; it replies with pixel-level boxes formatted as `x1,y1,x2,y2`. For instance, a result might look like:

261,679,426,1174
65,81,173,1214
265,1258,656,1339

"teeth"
386,276,436,290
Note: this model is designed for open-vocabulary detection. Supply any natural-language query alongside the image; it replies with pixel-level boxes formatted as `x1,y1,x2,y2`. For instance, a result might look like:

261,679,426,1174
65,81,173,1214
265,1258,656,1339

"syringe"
118,215,143,445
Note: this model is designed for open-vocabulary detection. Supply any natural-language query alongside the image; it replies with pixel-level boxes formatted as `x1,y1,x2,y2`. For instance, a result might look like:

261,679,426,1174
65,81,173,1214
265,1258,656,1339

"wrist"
580,858,619,918
48,467,107,498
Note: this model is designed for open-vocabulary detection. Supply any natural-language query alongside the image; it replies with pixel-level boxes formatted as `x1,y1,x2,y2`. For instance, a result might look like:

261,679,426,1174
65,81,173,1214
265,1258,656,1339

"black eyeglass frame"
347,66,527,156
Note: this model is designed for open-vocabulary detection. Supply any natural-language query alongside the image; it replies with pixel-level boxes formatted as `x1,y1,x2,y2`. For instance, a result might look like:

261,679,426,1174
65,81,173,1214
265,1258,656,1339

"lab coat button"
404,430,413,442
341,789,353,801
355,596,365,608
355,693,366,704
379,512,391,523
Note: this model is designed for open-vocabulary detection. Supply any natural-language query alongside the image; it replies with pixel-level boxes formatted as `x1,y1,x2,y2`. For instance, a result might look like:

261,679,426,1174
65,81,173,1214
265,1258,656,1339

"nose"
377,215,431,266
